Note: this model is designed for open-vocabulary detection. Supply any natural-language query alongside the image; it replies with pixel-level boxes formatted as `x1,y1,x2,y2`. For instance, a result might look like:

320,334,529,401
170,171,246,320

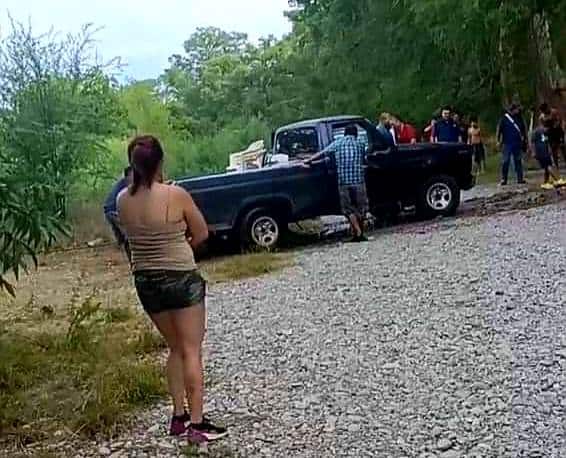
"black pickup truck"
176,116,475,249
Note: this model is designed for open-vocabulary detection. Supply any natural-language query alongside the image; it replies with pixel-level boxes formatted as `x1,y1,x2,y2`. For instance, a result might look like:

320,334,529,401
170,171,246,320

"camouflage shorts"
339,184,369,218
134,270,206,315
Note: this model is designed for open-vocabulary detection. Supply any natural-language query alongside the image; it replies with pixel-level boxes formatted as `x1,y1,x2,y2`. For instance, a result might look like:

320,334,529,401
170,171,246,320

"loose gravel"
39,201,566,457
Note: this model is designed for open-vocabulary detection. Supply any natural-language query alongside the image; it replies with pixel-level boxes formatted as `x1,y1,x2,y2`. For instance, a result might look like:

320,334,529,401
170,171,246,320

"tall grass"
0,299,166,446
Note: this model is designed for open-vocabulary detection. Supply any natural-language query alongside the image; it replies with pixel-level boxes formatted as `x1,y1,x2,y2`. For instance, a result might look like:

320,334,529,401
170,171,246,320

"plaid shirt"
321,135,366,185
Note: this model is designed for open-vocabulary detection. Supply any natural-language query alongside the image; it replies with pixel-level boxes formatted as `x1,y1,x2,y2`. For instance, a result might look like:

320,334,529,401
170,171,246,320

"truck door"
329,120,399,211
272,126,339,218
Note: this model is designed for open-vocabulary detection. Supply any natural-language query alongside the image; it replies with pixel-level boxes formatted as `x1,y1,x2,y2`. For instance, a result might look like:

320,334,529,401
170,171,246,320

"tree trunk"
529,11,565,114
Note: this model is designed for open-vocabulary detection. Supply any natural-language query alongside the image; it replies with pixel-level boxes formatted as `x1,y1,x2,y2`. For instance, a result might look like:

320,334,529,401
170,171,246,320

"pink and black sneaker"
169,412,190,437
188,418,228,443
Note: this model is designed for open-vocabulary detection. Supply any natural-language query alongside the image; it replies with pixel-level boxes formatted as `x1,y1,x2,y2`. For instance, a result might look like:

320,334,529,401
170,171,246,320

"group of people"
375,108,488,174
494,101,566,187
374,102,566,187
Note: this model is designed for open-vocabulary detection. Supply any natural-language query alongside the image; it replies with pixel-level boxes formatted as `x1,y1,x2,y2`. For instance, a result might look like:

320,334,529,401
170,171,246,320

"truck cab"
264,116,388,167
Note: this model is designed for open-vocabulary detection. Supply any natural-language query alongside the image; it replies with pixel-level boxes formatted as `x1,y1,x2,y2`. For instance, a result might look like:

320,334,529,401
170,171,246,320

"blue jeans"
502,146,524,183
105,211,131,261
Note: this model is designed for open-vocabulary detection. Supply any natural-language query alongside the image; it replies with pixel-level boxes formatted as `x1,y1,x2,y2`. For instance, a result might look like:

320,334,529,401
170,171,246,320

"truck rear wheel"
239,208,283,250
417,175,460,218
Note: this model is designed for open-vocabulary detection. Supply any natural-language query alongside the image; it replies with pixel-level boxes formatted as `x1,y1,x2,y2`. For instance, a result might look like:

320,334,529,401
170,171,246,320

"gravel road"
81,200,566,458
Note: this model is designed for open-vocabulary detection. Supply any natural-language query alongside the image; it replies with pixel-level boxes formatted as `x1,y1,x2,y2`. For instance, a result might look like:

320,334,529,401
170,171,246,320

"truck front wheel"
417,175,461,218
239,208,283,250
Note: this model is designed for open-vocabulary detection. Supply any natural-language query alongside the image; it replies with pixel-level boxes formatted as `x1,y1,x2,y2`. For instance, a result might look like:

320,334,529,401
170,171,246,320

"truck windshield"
274,127,319,159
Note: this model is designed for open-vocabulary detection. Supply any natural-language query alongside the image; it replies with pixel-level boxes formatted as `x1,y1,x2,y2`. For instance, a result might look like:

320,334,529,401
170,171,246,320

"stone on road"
85,201,566,457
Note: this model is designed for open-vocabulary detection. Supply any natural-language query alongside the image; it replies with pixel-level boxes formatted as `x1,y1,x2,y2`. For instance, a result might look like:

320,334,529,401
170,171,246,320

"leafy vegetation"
0,247,292,448
0,296,166,445
2,3,566,291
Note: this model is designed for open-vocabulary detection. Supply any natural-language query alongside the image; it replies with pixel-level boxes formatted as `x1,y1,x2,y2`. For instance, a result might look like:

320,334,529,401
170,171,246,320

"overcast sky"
0,0,292,80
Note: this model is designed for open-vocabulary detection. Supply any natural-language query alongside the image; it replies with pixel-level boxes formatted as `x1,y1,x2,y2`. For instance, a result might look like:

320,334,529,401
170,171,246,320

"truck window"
331,124,369,151
275,127,319,159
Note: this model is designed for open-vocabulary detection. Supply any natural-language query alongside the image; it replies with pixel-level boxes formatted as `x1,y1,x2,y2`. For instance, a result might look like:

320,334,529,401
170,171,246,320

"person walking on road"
303,124,369,242
497,104,527,185
117,135,227,445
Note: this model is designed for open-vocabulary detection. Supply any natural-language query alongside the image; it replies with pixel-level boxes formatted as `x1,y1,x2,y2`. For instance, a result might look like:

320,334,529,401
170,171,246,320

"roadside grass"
0,298,167,447
202,251,293,284
0,246,293,450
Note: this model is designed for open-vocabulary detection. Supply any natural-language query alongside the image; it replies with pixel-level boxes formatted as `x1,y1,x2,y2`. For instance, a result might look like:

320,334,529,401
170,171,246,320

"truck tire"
417,175,461,218
239,208,284,250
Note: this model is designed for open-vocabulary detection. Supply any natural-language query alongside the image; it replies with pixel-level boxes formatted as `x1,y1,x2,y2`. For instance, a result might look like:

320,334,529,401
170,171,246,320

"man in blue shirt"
103,166,132,258
304,124,369,242
433,107,462,143
497,104,527,185
376,113,396,147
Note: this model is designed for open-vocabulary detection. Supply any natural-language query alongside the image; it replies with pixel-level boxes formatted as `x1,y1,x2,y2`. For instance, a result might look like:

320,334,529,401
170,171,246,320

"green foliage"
0,298,165,445
0,19,124,293
0,147,68,295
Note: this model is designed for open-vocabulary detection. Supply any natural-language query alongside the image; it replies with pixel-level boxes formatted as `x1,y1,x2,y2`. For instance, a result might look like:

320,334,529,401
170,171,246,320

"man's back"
327,136,366,185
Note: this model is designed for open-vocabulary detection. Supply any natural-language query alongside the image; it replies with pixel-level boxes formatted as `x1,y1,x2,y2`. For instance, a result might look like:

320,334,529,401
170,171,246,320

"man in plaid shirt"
304,124,369,242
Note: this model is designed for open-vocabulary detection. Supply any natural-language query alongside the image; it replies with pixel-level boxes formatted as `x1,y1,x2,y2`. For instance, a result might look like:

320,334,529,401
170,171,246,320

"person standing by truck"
303,124,369,242
104,166,133,259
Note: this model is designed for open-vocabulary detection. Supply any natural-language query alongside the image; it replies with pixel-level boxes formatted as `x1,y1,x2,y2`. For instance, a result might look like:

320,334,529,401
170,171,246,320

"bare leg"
348,214,362,237
150,312,186,416
171,303,206,424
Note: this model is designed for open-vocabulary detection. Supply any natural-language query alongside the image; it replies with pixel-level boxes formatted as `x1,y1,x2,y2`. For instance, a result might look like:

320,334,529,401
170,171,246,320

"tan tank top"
120,188,196,273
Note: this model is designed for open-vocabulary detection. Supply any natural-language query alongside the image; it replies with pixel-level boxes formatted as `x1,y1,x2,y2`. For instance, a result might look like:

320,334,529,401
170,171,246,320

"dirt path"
4,183,566,458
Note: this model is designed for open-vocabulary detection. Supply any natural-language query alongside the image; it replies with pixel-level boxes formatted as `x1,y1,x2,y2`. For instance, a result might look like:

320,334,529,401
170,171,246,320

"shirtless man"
468,117,485,174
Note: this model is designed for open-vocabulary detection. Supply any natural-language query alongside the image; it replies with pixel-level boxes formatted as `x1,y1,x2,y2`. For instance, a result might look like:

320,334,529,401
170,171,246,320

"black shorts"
472,143,485,163
134,270,206,315
536,155,552,169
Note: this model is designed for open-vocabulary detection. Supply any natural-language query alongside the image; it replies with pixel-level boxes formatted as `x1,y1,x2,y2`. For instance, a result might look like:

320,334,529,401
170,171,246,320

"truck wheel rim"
426,183,452,210
251,216,279,248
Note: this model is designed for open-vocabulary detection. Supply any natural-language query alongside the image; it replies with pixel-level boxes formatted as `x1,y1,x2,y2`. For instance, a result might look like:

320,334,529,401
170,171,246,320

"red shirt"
397,123,418,144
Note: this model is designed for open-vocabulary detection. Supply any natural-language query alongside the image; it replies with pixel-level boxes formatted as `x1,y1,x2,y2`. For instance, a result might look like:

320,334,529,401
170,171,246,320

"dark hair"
344,125,358,137
128,135,164,195
469,116,479,123
123,165,132,178
539,102,550,115
441,106,452,112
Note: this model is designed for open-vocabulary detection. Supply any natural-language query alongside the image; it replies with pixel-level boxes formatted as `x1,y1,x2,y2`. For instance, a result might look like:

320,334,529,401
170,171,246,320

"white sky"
0,0,292,80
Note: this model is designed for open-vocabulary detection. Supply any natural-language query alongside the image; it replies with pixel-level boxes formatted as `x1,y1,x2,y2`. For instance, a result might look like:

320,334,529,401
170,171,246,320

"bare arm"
179,188,209,250
304,151,325,165
305,141,336,165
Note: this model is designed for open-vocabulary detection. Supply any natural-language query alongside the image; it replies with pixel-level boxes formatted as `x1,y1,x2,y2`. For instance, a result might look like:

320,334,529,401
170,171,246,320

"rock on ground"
72,202,566,457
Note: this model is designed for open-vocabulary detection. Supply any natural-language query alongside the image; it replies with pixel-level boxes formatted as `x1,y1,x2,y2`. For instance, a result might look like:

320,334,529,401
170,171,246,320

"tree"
169,26,248,79
0,144,67,295
0,19,124,215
